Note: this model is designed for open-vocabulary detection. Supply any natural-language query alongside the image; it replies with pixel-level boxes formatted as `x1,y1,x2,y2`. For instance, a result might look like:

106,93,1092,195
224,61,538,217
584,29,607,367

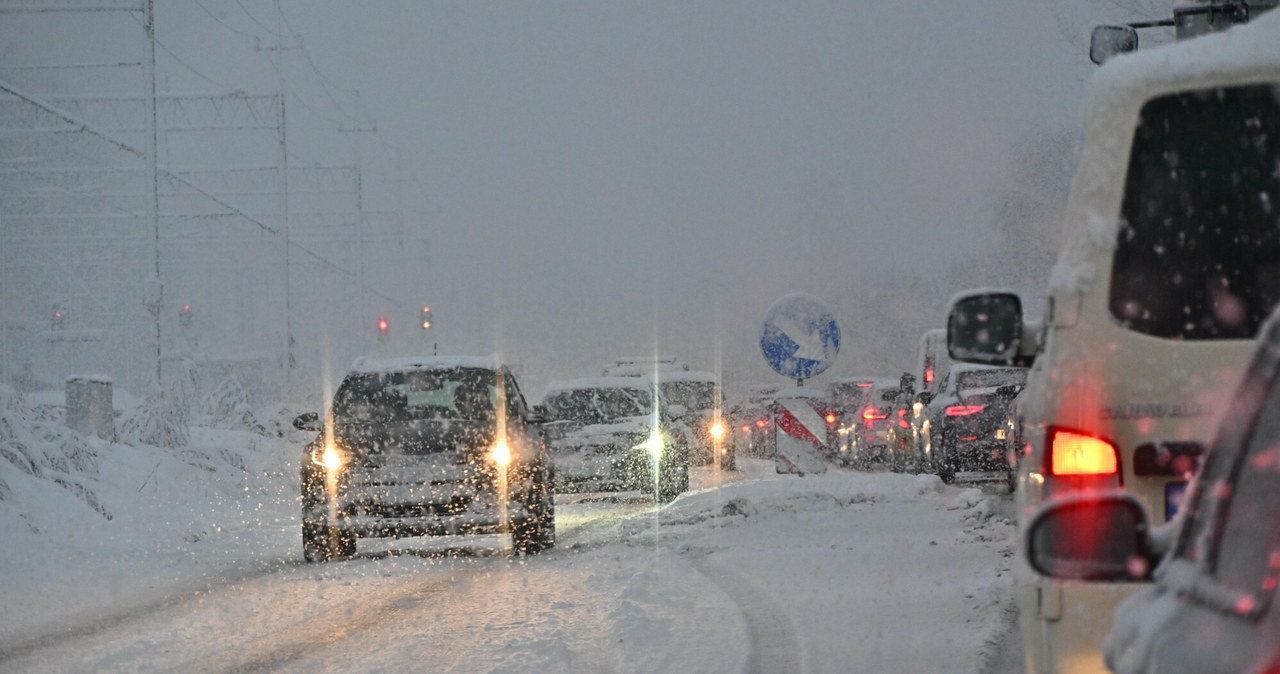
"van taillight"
945,405,984,416
1050,430,1119,476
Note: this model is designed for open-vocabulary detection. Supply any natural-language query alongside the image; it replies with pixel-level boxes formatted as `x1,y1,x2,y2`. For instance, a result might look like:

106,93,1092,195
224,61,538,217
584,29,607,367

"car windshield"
1109,84,1280,340
660,381,716,412
331,367,499,423
544,386,653,424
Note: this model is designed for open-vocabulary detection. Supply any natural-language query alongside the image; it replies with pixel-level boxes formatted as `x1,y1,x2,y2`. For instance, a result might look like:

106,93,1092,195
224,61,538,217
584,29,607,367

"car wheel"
513,462,556,554
657,459,690,503
937,459,955,484
302,521,355,562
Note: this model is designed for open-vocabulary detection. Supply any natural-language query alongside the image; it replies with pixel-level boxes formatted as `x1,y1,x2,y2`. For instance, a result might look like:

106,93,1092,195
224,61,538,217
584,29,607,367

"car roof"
348,355,503,375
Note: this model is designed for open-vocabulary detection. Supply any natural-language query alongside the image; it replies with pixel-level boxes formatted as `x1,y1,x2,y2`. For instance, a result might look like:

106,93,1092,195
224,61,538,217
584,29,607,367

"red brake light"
825,413,837,425
925,368,934,384
741,424,750,434
945,405,984,416
862,407,887,421
856,382,872,387
756,419,768,428
1050,430,1119,476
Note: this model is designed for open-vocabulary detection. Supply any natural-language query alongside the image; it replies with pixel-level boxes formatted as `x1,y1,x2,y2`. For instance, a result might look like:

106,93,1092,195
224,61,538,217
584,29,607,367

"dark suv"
294,357,555,562
925,365,1026,483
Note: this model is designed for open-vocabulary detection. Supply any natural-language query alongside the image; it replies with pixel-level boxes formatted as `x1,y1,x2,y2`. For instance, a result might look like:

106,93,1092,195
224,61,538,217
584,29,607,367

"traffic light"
51,307,65,330
421,306,432,330
378,317,389,343
179,304,193,330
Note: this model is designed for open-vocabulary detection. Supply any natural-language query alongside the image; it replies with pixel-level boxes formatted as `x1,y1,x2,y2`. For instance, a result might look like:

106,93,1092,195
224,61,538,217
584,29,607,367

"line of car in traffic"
291,355,737,562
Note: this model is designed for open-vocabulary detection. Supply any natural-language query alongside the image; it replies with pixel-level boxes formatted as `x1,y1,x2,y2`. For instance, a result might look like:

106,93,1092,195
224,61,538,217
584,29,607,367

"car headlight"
491,441,511,467
311,443,345,470
635,433,664,459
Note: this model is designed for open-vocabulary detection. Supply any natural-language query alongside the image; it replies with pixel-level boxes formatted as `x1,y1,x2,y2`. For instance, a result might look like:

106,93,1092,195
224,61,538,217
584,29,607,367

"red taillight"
862,407,887,421
741,424,751,434
1050,430,1119,476
825,412,837,425
925,368,934,384
945,405,984,416
897,409,910,428
756,419,768,428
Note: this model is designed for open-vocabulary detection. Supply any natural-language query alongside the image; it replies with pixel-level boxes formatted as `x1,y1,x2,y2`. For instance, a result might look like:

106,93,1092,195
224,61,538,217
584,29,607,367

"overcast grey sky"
2,0,1111,398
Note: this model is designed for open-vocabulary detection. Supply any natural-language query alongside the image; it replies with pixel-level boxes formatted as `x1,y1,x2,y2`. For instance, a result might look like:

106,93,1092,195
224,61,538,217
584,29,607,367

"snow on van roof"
1049,12,1280,297
348,355,502,374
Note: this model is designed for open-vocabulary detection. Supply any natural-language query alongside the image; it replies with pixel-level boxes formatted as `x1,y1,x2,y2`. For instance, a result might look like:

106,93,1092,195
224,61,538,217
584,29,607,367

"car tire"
657,461,690,503
937,459,955,484
513,462,556,554
302,521,355,562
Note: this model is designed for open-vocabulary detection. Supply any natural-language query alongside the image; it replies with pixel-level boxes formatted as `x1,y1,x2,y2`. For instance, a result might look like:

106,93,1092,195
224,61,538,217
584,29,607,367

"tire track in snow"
688,559,803,674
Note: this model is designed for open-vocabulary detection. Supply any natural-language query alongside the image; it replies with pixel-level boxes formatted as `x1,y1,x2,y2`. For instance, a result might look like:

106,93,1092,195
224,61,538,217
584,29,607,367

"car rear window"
1109,84,1280,340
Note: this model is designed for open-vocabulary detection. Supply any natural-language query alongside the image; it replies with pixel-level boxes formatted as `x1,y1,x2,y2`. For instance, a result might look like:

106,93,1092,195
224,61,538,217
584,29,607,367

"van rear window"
1109,84,1280,340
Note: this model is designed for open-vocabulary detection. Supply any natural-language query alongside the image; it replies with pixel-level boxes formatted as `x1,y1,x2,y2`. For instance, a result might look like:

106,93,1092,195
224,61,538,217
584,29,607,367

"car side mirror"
293,412,322,432
1025,492,1156,582
1090,25,1138,65
948,290,1025,367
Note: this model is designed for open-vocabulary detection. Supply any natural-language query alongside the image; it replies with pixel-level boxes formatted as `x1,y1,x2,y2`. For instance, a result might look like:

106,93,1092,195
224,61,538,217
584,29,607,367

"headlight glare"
311,443,344,470
635,434,664,459
491,441,511,467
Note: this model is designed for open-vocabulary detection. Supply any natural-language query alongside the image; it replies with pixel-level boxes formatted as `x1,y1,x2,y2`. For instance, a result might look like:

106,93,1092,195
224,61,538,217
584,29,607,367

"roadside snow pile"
0,384,105,524
0,383,301,644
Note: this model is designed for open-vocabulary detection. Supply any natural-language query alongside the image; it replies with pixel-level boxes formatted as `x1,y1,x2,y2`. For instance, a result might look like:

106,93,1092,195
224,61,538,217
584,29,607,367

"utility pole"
144,0,162,387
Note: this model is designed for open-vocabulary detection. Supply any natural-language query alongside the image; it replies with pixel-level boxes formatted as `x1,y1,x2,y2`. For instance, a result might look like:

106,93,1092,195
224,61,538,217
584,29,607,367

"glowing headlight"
311,443,344,470
491,441,511,467
635,434,664,459
709,422,726,441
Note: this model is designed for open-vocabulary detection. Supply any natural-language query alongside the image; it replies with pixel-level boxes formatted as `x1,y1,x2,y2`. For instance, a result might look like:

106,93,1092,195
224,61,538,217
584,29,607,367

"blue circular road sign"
760,293,840,380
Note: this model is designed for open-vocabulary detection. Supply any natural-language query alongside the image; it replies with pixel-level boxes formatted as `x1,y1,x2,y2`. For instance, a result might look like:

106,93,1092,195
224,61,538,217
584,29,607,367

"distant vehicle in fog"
294,357,555,561
826,376,911,471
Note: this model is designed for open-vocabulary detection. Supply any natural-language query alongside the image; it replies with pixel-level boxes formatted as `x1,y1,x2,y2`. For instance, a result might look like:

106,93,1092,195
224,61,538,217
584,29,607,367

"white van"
947,12,1280,674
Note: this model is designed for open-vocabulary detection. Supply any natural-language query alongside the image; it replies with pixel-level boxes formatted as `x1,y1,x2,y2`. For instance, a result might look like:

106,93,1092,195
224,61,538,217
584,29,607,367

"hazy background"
1,1,1165,401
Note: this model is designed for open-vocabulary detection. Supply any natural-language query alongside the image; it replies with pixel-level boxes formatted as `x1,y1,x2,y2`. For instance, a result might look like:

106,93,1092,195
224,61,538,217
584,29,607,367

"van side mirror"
1090,25,1138,65
947,291,1024,366
1025,492,1155,581
293,412,322,432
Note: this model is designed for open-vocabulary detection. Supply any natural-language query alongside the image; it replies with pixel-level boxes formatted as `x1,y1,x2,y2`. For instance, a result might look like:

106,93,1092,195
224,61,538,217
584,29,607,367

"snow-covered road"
1,448,1018,673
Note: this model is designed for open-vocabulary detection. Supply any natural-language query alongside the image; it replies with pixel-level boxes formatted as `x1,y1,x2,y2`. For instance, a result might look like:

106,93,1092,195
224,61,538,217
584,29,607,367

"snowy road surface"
1,447,1018,673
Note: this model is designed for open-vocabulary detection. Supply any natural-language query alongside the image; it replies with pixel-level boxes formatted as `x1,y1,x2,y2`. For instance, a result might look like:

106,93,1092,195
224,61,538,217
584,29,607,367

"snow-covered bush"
118,389,190,448
0,385,107,518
